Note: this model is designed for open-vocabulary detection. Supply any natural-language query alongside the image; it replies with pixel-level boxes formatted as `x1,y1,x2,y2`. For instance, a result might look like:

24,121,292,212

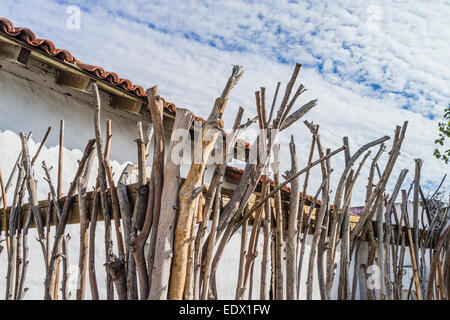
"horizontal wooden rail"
0,179,340,230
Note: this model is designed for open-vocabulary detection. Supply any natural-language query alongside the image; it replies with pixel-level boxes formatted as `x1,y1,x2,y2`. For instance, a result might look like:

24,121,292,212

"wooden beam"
0,179,361,237
110,95,143,114
0,40,21,60
56,69,91,91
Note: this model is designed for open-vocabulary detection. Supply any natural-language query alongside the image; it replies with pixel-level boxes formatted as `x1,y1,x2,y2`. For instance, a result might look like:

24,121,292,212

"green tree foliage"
434,104,450,164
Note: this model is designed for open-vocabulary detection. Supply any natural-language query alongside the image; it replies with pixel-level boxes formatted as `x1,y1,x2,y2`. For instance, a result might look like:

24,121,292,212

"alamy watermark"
66,5,81,30
365,264,381,290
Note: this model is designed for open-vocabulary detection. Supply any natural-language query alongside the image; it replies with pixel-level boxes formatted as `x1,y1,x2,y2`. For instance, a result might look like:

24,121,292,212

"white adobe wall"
0,67,136,299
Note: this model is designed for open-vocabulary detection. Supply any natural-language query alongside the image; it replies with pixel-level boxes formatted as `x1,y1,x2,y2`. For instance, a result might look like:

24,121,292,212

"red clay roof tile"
0,18,187,115
0,18,75,63
0,18,252,151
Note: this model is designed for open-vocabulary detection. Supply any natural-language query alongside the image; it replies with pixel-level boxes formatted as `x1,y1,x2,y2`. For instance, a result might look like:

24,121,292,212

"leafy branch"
434,104,450,164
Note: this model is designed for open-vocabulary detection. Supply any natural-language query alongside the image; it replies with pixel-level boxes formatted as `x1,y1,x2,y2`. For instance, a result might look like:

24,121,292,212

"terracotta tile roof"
0,18,75,62
0,18,196,119
0,18,148,96
0,17,251,144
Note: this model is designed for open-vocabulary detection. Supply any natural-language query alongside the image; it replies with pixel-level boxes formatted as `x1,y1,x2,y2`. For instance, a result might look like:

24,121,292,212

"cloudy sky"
1,0,448,204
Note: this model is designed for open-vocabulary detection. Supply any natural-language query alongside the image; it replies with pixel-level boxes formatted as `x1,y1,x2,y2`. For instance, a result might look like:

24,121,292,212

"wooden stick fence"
0,63,448,300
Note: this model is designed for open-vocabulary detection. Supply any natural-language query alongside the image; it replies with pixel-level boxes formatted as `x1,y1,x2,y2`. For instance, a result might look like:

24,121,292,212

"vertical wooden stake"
54,120,64,300
0,170,9,258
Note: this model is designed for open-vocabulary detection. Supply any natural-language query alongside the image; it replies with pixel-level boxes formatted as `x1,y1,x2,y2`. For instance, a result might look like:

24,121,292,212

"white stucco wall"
0,66,139,299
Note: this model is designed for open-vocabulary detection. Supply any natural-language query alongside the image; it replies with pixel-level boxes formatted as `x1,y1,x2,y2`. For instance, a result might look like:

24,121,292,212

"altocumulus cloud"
0,0,448,204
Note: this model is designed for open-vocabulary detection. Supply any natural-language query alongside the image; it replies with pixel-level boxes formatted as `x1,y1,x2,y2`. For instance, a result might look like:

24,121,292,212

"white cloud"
0,0,448,204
